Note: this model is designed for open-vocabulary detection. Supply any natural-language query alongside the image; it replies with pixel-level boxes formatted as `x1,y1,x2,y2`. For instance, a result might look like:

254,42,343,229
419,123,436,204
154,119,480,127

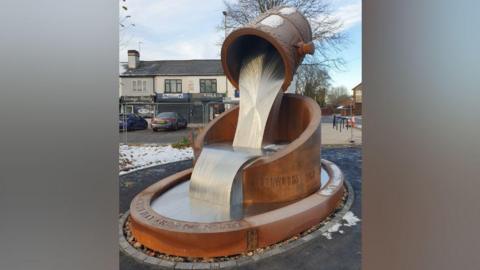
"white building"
119,50,238,104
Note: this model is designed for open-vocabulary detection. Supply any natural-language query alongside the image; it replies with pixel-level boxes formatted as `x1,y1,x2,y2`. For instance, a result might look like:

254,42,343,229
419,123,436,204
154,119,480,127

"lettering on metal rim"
257,168,317,188
133,197,245,231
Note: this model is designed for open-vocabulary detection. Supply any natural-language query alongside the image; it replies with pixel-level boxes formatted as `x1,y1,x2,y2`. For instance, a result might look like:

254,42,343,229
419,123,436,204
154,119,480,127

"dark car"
119,114,148,131
151,112,187,131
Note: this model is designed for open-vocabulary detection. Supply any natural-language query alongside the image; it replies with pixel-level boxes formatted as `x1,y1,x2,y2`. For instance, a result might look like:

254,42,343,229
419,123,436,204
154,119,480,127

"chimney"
127,50,140,69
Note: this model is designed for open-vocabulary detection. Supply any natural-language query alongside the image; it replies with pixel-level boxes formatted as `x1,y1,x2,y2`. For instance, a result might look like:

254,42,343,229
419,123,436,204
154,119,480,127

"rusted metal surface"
129,160,344,258
128,7,341,259
243,94,322,204
221,7,315,91
194,94,322,205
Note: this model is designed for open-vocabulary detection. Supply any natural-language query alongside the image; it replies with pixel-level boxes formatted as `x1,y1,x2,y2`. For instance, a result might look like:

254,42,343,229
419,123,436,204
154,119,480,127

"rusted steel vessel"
129,159,344,257
128,7,345,258
221,6,315,91
194,94,323,205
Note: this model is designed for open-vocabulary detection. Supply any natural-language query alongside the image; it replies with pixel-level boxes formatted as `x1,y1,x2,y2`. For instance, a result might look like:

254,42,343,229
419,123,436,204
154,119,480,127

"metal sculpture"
129,7,345,258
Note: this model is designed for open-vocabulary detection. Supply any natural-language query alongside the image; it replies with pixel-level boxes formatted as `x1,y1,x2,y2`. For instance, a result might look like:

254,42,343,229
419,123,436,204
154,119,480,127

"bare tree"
326,86,351,109
119,0,135,50
221,0,345,69
295,64,330,107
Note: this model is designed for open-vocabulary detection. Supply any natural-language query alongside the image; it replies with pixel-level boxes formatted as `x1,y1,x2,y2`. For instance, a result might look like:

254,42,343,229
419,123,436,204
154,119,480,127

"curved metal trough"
129,95,344,258
128,7,345,258
194,94,323,205
129,160,344,258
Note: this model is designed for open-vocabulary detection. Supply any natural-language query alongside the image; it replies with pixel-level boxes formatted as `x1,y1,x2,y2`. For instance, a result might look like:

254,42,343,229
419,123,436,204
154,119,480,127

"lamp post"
222,11,228,39
223,11,229,99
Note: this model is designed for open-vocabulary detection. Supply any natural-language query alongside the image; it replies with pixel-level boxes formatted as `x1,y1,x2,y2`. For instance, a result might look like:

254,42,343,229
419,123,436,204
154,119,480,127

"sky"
120,0,361,90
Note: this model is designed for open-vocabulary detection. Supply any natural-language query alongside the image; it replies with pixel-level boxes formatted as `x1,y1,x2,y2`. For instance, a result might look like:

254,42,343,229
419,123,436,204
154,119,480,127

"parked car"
151,112,187,131
136,107,154,118
119,114,148,131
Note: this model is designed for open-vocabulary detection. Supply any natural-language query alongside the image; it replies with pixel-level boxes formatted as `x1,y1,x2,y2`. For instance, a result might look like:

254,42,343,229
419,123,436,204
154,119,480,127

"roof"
120,59,225,77
352,82,362,91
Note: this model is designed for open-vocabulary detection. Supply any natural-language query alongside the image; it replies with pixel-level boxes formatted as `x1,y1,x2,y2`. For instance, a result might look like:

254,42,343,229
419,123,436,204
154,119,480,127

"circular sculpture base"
128,159,344,258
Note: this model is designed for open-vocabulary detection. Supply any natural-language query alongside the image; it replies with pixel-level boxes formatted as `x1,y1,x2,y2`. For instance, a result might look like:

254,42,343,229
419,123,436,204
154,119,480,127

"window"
132,80,147,92
200,79,217,93
156,112,176,118
355,89,362,103
165,79,182,93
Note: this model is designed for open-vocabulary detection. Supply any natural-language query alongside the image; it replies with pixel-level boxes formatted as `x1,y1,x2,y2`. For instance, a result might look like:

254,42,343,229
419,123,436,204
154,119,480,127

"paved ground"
321,123,362,145
119,123,361,146
119,127,194,145
119,146,361,270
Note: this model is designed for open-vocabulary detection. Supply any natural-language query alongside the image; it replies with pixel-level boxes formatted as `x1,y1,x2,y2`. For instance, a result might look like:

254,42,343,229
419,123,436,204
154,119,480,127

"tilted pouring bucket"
221,6,315,91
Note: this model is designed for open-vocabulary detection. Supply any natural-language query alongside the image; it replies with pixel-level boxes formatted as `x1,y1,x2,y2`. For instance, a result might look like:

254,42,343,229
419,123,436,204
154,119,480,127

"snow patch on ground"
119,144,193,175
342,211,361,227
322,211,361,240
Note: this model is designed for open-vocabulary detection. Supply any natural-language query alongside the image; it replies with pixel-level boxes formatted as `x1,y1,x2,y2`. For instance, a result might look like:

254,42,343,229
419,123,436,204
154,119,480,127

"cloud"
332,2,362,32
119,0,362,61
119,0,225,61
134,32,222,60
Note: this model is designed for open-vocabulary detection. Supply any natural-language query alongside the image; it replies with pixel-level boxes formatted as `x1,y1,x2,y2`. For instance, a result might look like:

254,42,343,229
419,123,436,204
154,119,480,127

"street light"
223,11,229,99
222,11,228,39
